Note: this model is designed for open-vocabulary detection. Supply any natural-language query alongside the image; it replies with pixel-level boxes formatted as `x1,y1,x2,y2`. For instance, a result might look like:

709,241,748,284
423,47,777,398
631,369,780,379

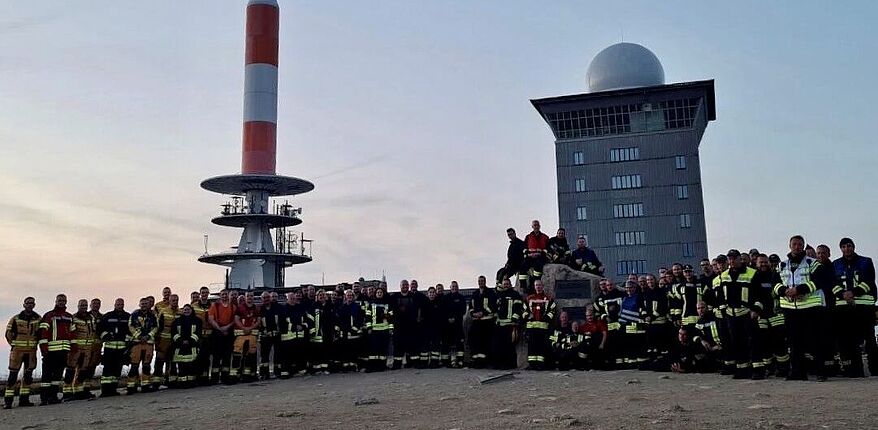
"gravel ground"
2,369,877,430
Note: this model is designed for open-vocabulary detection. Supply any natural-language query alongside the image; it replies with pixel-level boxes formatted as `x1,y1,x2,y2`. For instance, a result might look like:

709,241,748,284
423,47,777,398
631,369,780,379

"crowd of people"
4,220,877,409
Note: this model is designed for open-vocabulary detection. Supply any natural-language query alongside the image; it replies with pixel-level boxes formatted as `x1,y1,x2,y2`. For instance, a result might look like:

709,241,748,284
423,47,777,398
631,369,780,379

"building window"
573,152,585,165
613,203,644,218
575,179,586,192
576,206,587,220
659,98,700,129
680,214,692,228
682,243,694,258
675,155,687,169
545,104,642,139
610,147,640,162
676,185,689,199
616,260,647,276
614,231,646,246
611,174,642,190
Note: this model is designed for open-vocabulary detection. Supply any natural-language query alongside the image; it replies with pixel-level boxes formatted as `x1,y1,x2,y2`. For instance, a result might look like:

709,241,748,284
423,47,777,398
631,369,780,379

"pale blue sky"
1,1,877,340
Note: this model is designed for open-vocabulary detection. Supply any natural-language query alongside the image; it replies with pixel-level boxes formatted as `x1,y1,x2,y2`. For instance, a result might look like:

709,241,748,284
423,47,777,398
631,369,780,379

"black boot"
751,367,766,380
19,395,34,407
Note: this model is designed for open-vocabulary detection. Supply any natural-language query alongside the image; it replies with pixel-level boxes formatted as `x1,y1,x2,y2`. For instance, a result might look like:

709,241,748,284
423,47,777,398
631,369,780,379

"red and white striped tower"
242,0,279,175
200,0,315,290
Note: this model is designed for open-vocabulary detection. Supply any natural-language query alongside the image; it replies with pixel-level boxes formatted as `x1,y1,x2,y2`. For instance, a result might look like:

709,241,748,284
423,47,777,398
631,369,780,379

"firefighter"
522,220,550,294
669,327,712,373
832,237,877,377
753,254,788,377
171,304,201,389
709,254,735,375
127,297,158,393
524,279,556,369
282,289,310,377
620,281,648,368
63,299,98,401
773,236,829,381
492,278,524,369
364,287,393,372
813,245,838,374
259,291,282,379
308,289,334,374
192,286,213,385
550,311,575,370
581,307,608,369
571,236,604,276
82,298,103,396
4,297,40,409
207,289,236,384
391,280,418,369
498,228,527,291
717,249,763,379
468,275,496,368
230,292,260,383
594,278,624,368
409,279,428,367
155,286,172,316
644,271,672,365
441,281,467,368
336,289,366,371
419,287,445,368
692,301,721,372
547,228,571,265
37,294,73,405
98,298,129,397
153,294,180,390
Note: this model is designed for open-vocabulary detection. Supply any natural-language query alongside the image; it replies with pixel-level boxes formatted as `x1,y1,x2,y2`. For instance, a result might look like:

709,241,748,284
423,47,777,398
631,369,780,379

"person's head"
76,299,88,313
506,228,517,240
576,237,586,249
219,290,229,303
261,291,270,305
162,286,172,301
678,327,690,344
789,235,805,255
366,286,376,298
307,285,316,299
741,253,751,266
55,294,67,309
559,311,569,326
727,249,742,269
427,287,437,300
599,278,612,292
638,275,648,289
715,255,729,272
501,278,512,290
316,289,326,304
23,297,35,312
556,228,566,239
344,289,354,304
646,274,657,289
749,248,760,260
840,237,856,258
700,258,713,275
531,220,541,233
286,292,296,304
625,281,638,296
626,273,638,284
229,290,239,302
696,301,708,317
90,298,101,312
170,294,179,308
683,265,695,281
353,282,362,294
146,296,155,308
399,279,410,294
293,288,303,301
139,297,150,312
534,279,544,294
327,291,337,303
585,307,594,321
756,254,770,271
805,245,817,259
200,286,210,302
435,284,445,295
769,254,781,268
182,304,193,316
571,321,581,333
450,281,459,294
477,275,487,289
270,292,279,303
114,298,124,311
816,244,831,263
410,279,419,292
375,288,386,299
190,291,199,303
671,263,683,278
661,270,674,284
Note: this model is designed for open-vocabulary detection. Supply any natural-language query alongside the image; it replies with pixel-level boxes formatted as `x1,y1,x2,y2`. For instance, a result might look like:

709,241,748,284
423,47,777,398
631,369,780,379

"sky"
1,1,877,360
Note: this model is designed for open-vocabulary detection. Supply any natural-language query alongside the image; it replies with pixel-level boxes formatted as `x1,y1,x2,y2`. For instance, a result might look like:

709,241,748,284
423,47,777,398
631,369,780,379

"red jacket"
38,307,73,353
525,231,550,251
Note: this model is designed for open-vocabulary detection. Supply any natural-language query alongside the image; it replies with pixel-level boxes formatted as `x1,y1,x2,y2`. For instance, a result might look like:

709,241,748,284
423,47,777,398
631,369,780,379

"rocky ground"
2,369,877,429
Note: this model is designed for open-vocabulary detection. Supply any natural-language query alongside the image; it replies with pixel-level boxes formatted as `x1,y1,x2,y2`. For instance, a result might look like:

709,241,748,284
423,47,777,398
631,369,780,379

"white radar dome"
586,42,665,92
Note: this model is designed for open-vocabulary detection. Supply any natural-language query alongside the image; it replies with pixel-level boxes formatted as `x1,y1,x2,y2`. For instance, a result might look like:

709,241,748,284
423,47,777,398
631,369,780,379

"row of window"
611,174,642,190
614,231,646,246
576,204,694,228
547,98,702,140
613,203,644,218
571,149,689,169
614,243,695,275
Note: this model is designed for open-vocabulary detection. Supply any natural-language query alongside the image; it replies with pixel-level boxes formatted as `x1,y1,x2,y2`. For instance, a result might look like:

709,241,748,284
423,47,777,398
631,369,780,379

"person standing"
192,286,213,385
171,304,202,389
832,237,877,377
127,298,158,393
336,289,366,371
524,280,556,369
468,276,496,368
717,249,763,379
281,290,310,377
37,294,73,405
207,290,236,384
391,280,418,369
523,220,550,294
752,254,788,377
98,299,129,397
63,299,98,400
230,293,260,383
441,281,467,368
493,278,524,369
82,298,103,396
498,228,527,291
364,287,393,372
153,294,180,389
4,297,40,409
259,291,283,379
307,290,335,374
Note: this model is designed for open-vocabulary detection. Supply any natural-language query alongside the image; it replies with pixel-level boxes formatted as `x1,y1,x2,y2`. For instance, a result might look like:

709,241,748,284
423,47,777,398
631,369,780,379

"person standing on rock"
523,220,550,294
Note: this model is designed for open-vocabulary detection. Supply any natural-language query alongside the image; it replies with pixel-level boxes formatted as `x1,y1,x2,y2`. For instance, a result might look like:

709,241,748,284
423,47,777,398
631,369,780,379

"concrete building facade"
531,43,715,277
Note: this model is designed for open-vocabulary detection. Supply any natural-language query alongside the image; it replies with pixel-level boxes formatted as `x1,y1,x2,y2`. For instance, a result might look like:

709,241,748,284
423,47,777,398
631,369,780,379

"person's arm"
146,315,158,343
5,316,15,345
